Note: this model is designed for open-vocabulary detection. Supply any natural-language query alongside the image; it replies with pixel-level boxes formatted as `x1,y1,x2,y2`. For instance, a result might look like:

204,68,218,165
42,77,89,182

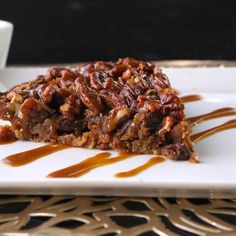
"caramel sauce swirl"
47,152,111,178
187,107,236,125
191,119,236,143
115,156,165,178
181,95,203,103
1,144,69,167
47,152,135,178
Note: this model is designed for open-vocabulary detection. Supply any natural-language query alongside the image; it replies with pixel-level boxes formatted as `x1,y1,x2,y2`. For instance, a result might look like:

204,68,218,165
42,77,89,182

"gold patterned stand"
0,196,235,235
2,61,236,235
9,59,236,68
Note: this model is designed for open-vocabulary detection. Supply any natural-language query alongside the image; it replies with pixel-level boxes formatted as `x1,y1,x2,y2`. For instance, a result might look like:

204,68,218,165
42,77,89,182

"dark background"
1,0,236,65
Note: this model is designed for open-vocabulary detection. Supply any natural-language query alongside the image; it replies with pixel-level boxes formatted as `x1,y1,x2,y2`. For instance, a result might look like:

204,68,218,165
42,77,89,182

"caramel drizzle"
181,95,203,103
191,119,236,143
1,144,69,167
0,140,16,145
187,107,236,125
115,156,165,178
47,152,135,178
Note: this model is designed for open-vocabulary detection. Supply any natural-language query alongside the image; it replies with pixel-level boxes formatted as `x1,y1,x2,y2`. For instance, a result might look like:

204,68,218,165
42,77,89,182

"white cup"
0,20,13,69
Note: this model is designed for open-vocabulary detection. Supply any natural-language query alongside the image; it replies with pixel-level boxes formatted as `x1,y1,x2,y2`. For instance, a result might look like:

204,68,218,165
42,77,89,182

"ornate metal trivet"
0,196,234,235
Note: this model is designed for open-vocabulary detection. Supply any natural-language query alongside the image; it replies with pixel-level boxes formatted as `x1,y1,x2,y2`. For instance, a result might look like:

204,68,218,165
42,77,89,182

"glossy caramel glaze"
180,95,203,103
1,144,69,167
191,119,236,143
187,107,236,125
47,152,135,178
115,156,166,178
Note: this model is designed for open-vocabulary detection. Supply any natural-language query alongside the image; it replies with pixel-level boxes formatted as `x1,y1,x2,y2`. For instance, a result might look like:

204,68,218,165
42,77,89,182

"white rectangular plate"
0,67,236,198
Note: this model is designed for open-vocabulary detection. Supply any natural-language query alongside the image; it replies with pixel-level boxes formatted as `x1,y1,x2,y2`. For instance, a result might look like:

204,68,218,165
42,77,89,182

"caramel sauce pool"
47,152,135,178
191,119,236,143
115,156,165,178
181,95,203,103
1,144,69,167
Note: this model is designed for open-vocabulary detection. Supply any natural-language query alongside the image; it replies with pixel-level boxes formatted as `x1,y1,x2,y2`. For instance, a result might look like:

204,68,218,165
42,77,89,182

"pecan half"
75,76,103,113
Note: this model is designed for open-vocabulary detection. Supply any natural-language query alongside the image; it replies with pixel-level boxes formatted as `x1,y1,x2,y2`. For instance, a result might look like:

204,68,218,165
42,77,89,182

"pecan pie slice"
0,58,196,161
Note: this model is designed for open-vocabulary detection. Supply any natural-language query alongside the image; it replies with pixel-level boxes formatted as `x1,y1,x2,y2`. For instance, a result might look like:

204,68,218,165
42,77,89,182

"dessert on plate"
0,58,196,161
